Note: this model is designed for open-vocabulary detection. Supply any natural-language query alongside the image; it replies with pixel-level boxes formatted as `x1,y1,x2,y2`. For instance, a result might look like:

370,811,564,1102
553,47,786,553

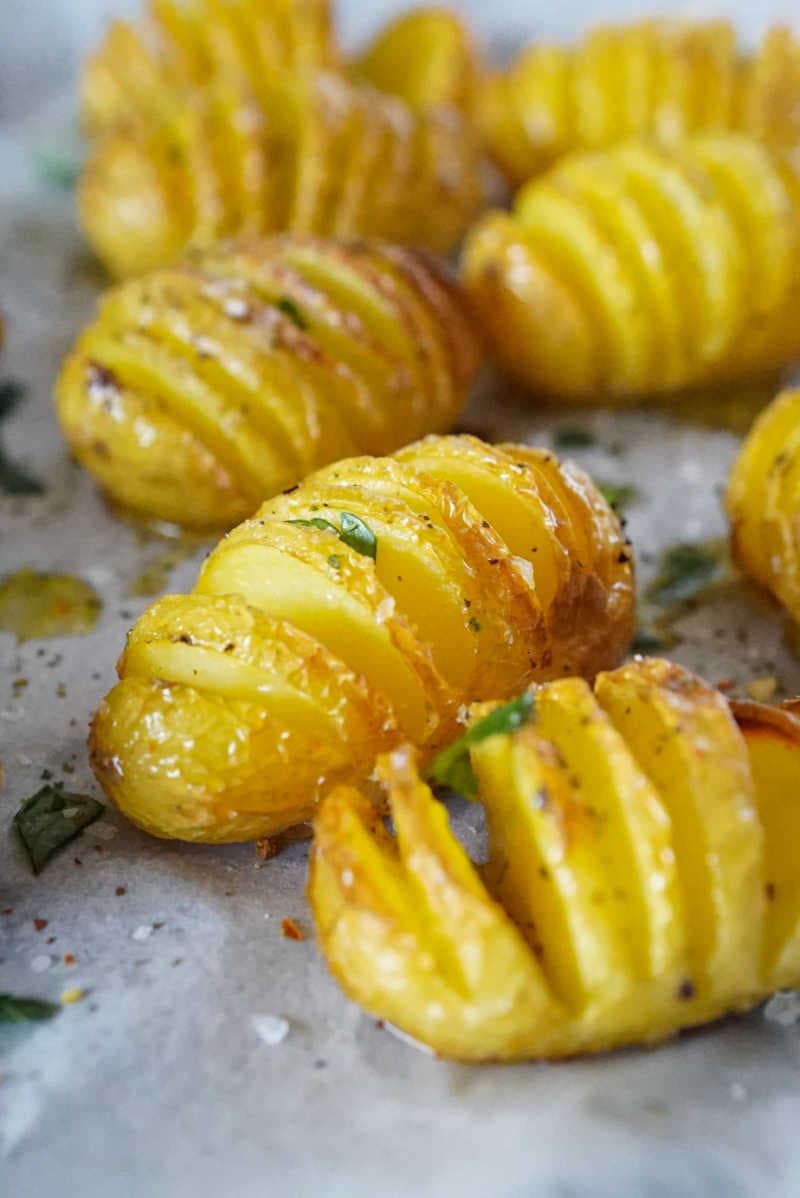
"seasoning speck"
30,954,51,973
60,987,85,1005
745,675,777,703
281,917,305,941
131,925,153,942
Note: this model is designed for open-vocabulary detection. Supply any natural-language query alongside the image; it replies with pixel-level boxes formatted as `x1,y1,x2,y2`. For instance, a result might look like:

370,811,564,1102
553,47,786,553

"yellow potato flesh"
353,8,476,114
197,536,437,744
595,660,763,1001
734,706,800,988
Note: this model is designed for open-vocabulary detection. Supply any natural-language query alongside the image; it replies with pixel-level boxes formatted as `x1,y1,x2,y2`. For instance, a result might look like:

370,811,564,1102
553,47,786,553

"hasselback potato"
55,236,481,528
352,6,479,114
78,68,483,278
80,0,338,138
89,434,634,843
479,21,800,186
310,657,800,1061
727,386,800,621
462,134,800,402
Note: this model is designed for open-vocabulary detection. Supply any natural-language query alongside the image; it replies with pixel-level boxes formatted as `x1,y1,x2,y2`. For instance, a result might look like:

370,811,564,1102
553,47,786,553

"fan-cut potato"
352,7,479,114
80,0,338,138
462,135,800,402
727,387,800,622
478,20,800,186
310,658,796,1061
90,434,634,843
55,237,481,528
79,69,483,278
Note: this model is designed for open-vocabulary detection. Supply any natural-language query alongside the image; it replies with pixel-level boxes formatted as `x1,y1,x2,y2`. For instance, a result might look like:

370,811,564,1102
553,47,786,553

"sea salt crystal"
131,925,153,942
729,1083,747,1103
251,1014,290,1046
30,954,51,973
92,822,118,841
764,991,800,1027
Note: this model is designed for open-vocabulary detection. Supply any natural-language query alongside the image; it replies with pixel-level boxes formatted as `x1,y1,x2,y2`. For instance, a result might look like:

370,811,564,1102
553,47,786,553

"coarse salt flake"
31,954,51,973
764,991,800,1027
251,1013,290,1046
131,924,154,942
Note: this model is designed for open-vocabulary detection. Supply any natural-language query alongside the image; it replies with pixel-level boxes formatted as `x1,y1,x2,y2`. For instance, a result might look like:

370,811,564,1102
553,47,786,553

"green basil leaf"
287,517,339,536
554,426,596,450
13,784,105,874
275,296,308,330
425,692,536,800
0,993,60,1023
646,542,727,608
597,481,638,512
338,511,377,560
0,448,44,495
35,150,81,191
630,626,669,654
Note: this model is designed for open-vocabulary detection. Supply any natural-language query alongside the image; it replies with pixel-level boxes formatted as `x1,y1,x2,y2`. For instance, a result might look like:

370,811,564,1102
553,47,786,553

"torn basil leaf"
597,481,638,512
646,541,729,608
275,296,308,330
554,426,596,450
288,512,378,561
338,512,377,560
0,993,60,1023
13,784,105,874
425,692,536,800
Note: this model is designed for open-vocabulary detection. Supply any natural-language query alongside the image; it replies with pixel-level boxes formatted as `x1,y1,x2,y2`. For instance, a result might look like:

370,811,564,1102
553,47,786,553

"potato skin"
80,0,338,138
54,236,481,528
89,434,634,842
478,20,800,187
310,658,797,1062
79,65,483,278
727,387,800,622
462,135,800,403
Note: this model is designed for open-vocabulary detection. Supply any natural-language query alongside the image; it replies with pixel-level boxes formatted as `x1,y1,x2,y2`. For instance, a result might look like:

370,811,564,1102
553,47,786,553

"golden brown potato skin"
55,236,481,529
80,0,338,138
90,434,634,843
727,387,800,621
462,135,800,403
310,658,798,1062
79,66,483,278
478,21,800,186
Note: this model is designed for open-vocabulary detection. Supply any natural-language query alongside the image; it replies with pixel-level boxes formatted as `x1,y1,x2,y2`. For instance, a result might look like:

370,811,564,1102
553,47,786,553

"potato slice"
732,700,800,989
596,658,763,1004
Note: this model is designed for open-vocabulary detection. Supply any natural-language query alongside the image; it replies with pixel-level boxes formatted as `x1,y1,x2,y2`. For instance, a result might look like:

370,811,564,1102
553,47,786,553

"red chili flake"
46,936,56,944
0,908,13,916
33,919,48,931
115,886,126,896
716,678,736,692
94,844,104,853
63,953,76,965
281,917,305,942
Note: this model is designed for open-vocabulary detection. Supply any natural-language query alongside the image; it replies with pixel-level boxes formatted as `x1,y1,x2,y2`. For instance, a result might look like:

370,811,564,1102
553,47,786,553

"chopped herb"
327,554,341,569
554,426,596,450
646,542,727,608
13,784,105,874
288,512,378,561
597,481,639,512
276,296,307,330
630,627,669,654
468,617,482,632
425,693,536,800
0,993,60,1023
338,512,377,560
34,149,81,191
288,517,339,536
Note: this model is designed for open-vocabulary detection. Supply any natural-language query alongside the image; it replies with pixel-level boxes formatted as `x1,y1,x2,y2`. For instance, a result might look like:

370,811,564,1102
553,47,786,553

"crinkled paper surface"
1,3,800,1196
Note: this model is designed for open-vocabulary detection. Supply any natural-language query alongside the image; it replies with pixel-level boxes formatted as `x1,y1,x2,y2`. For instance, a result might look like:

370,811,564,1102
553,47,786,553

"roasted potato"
478,20,800,186
80,0,338,138
55,236,481,528
89,434,634,842
79,68,483,278
727,387,800,622
462,135,800,402
352,6,479,114
310,658,798,1061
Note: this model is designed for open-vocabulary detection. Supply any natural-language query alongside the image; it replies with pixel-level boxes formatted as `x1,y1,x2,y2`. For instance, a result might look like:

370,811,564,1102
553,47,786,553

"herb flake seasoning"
13,784,105,874
425,692,536,800
275,296,308,330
